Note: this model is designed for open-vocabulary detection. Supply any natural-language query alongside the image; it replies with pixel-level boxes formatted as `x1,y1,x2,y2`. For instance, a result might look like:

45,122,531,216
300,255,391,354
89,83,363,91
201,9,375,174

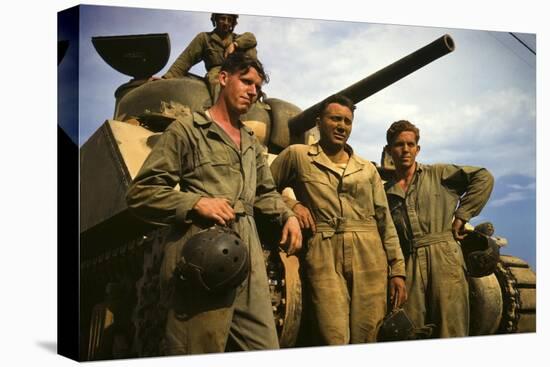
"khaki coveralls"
384,163,494,338
270,144,405,344
162,31,257,101
127,110,293,354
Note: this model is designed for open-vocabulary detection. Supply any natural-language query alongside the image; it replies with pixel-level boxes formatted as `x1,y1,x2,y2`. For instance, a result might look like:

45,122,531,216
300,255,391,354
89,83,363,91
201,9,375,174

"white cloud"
507,182,536,190
489,191,530,207
487,179,536,208
350,86,535,178
245,19,536,179
78,8,536,182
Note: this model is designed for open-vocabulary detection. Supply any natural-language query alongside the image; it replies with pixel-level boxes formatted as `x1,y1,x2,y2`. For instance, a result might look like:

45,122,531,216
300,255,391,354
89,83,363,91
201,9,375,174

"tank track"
264,249,286,334
494,255,536,333
132,227,169,357
83,227,301,357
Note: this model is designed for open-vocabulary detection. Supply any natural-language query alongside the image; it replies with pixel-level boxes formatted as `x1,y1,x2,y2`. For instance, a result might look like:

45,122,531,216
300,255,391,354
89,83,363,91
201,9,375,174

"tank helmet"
175,225,249,293
377,308,434,341
460,229,500,277
210,13,239,27
474,221,495,236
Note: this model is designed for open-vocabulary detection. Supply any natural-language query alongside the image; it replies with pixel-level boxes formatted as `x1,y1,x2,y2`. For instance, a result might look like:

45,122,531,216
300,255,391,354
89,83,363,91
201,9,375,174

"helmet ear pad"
460,231,500,277
176,225,249,293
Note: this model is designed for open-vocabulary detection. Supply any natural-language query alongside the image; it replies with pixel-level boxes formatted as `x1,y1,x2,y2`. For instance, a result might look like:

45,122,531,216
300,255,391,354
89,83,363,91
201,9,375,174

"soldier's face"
219,67,263,114
215,15,235,33
317,103,353,149
388,131,420,170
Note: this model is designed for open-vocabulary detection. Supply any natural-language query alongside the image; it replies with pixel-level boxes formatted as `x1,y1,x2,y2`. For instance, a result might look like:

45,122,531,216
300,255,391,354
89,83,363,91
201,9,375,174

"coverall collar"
385,163,424,198
194,110,255,153
307,142,363,177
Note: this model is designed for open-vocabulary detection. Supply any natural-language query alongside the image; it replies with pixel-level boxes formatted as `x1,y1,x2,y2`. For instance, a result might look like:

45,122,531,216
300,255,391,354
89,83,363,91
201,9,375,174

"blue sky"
59,4,537,269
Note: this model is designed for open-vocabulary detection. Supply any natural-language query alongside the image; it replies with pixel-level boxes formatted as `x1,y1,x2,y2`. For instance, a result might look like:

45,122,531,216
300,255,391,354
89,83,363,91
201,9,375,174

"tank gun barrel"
288,34,455,135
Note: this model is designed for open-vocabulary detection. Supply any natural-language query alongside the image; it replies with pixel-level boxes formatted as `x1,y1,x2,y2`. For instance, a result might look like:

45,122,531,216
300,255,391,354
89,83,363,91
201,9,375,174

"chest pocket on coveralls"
348,174,374,217
194,147,233,195
300,170,332,196
300,170,333,220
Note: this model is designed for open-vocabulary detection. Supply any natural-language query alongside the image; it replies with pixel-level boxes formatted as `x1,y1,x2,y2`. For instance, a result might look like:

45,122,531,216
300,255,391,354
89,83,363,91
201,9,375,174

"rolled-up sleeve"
442,165,494,223
254,142,295,225
162,33,205,79
270,146,302,210
234,32,257,50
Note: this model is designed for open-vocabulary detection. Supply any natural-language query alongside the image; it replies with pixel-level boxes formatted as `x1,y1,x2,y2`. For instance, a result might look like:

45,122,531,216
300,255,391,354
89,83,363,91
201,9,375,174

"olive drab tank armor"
175,225,249,292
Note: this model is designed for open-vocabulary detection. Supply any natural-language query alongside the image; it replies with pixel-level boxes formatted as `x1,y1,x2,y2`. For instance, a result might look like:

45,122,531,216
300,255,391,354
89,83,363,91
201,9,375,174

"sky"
2,1,547,367
58,3,537,269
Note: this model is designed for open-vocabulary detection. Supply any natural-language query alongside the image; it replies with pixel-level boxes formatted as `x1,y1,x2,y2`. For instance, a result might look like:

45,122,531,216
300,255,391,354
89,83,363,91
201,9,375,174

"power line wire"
486,31,534,69
509,33,536,55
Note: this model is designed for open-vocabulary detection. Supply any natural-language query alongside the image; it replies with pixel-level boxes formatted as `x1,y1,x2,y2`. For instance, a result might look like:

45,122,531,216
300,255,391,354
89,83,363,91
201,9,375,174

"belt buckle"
329,217,344,232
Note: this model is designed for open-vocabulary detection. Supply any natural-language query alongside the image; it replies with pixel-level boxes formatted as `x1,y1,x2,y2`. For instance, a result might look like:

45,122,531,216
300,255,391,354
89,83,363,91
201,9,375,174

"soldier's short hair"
221,52,269,84
319,94,356,117
386,120,420,145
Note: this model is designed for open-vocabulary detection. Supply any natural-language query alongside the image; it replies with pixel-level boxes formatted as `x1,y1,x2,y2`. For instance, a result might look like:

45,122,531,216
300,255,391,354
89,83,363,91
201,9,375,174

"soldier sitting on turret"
159,13,258,103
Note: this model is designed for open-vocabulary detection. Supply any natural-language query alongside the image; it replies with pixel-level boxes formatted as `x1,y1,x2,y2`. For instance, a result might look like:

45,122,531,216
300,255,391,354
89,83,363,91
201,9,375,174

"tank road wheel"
277,251,302,347
264,248,303,347
468,274,503,336
494,255,536,333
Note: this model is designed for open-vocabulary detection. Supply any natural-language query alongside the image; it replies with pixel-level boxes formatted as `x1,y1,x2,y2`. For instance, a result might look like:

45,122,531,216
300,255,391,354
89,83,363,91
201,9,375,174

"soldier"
270,94,407,344
126,52,301,355
383,120,494,338
161,13,258,102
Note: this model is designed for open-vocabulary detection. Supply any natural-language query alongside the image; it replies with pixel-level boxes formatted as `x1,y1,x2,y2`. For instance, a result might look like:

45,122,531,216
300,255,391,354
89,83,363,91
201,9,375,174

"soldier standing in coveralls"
127,52,301,354
383,120,494,337
161,13,258,102
270,94,407,344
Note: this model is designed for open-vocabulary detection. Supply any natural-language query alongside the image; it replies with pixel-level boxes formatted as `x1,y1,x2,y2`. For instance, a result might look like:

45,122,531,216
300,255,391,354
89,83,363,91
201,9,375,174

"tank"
79,33,536,360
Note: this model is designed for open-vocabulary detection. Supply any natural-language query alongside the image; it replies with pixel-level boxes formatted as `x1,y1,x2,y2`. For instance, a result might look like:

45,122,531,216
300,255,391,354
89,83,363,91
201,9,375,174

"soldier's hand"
280,216,302,256
390,276,407,310
292,203,316,232
452,217,467,241
193,197,235,226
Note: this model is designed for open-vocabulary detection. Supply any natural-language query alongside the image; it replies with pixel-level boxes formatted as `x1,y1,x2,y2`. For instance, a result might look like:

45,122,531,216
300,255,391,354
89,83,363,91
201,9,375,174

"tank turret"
92,34,455,154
